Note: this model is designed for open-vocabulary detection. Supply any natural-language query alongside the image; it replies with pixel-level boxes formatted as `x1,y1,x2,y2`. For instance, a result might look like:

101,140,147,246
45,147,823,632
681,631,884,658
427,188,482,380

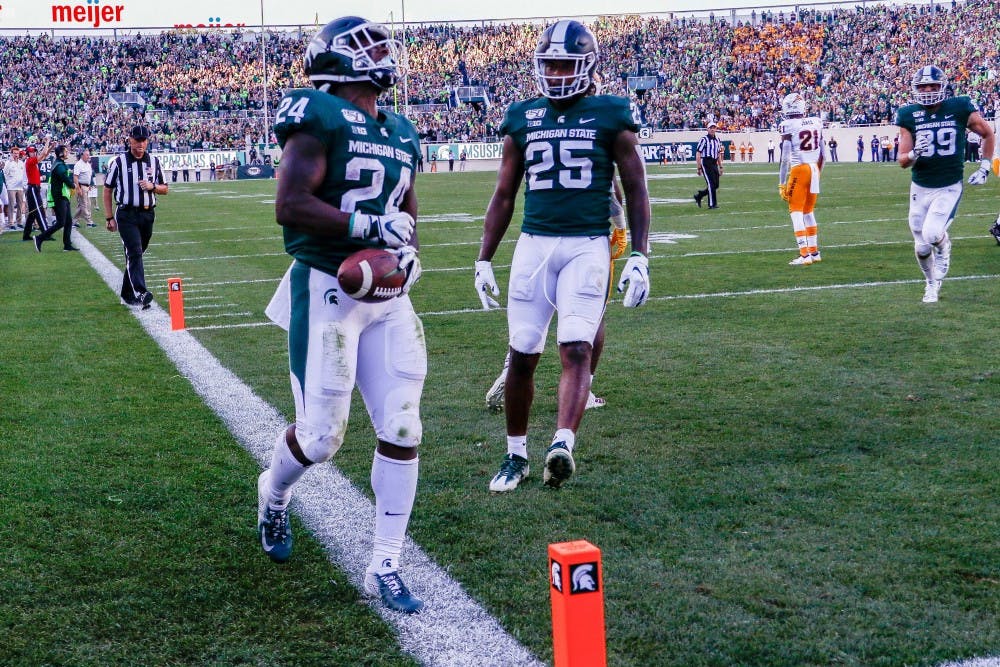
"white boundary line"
74,232,542,667
176,272,1000,330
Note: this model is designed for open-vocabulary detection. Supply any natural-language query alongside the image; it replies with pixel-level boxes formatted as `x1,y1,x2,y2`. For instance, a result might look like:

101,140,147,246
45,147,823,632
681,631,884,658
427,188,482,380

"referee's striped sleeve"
105,155,120,190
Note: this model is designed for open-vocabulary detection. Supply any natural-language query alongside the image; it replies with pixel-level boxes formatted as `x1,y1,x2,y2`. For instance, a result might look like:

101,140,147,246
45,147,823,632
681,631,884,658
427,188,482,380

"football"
336,248,406,302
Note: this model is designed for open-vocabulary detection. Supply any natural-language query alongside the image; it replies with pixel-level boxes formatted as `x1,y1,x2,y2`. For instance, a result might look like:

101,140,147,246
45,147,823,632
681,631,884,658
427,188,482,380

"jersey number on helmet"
275,97,311,125
526,140,593,190
914,128,958,158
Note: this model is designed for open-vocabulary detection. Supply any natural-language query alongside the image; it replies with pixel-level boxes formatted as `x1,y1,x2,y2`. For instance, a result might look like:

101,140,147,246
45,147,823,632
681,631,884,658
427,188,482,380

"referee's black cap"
130,125,151,140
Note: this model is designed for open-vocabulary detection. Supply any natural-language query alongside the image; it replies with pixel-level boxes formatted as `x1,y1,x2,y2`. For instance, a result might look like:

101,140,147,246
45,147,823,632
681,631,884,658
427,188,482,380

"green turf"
2,159,997,666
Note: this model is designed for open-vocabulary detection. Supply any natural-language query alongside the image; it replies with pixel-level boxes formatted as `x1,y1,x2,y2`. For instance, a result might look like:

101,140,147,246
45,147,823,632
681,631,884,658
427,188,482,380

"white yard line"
75,232,543,667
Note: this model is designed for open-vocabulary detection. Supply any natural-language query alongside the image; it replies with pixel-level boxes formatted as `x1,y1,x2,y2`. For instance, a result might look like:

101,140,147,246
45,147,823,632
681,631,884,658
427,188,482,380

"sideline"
73,231,542,667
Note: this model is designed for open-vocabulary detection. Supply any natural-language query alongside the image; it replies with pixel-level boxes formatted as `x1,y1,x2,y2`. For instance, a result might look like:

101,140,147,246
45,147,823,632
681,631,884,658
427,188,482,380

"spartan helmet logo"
570,563,598,593
324,288,339,305
550,560,563,592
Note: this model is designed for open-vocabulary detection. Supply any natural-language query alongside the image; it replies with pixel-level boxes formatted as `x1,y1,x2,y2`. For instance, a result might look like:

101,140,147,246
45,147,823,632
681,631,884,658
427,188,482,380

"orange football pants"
786,163,818,213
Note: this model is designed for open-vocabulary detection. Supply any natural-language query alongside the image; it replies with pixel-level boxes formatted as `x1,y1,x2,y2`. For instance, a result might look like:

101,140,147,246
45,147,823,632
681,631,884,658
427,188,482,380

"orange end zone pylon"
167,277,185,330
549,540,606,667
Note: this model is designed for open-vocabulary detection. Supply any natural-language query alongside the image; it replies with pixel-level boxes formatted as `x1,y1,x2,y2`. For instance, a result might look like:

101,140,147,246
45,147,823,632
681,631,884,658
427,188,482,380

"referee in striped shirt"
103,124,168,309
694,122,723,209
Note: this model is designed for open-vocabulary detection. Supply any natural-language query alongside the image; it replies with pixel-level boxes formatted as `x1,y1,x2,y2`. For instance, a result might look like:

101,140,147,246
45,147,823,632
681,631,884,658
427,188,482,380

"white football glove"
617,252,650,308
474,260,501,310
349,211,414,248
395,246,421,295
912,133,933,157
968,160,991,185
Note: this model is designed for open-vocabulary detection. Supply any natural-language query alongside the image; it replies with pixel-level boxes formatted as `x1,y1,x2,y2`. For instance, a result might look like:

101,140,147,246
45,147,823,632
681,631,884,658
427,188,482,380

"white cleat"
489,453,529,492
810,252,822,263
585,392,606,410
789,254,813,266
922,280,940,303
485,371,506,412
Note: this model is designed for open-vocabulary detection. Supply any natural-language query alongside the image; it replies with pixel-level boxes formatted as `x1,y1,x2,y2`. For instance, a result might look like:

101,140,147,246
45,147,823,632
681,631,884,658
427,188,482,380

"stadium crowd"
0,0,997,151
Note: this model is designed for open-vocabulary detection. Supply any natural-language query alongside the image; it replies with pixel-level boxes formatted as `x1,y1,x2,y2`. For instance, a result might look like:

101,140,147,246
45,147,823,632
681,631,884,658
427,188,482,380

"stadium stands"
0,1,996,152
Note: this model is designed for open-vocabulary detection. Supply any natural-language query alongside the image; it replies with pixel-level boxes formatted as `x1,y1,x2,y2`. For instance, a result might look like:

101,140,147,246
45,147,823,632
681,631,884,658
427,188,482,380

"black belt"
118,205,155,211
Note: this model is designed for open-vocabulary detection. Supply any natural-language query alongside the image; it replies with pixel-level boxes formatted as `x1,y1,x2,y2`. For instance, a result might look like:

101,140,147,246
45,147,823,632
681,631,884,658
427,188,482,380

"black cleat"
543,441,576,488
139,291,154,310
63,246,79,252
694,192,703,208
33,237,42,252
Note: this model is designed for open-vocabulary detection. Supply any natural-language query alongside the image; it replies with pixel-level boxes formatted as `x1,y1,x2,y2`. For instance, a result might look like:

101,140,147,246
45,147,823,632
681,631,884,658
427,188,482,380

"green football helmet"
304,17,403,91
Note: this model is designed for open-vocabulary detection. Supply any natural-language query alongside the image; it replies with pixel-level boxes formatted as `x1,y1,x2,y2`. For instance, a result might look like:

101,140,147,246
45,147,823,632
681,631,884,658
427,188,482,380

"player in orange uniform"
777,93,824,265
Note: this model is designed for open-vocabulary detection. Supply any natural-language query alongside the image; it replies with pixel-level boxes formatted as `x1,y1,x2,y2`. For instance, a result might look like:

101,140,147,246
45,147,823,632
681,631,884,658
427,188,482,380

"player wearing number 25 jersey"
474,19,650,493
778,92,825,266
896,65,995,303
259,16,426,614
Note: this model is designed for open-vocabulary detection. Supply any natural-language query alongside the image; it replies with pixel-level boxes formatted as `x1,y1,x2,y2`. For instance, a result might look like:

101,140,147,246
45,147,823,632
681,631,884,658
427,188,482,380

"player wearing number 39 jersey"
259,16,426,615
475,19,650,493
896,65,995,303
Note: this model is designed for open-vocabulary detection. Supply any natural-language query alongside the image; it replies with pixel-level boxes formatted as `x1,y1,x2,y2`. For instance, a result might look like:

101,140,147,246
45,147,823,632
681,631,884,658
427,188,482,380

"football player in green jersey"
475,20,650,492
258,16,425,614
896,65,995,303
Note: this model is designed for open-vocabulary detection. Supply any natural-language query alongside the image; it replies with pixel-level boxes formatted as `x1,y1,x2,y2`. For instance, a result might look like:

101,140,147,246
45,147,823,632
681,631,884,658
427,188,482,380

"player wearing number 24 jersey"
474,19,650,493
896,65,995,303
272,88,421,276
260,16,426,615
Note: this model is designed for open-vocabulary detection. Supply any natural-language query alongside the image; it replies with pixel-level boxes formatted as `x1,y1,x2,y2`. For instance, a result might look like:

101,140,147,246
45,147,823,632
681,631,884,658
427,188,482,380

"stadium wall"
421,123,943,172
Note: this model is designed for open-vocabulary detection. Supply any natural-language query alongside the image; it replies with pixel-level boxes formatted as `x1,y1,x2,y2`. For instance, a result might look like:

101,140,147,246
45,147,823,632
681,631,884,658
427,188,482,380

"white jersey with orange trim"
779,115,824,165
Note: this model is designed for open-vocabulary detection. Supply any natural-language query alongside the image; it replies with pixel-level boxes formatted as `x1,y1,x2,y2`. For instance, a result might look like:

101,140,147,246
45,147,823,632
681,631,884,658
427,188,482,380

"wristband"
106,216,113,222
906,150,916,161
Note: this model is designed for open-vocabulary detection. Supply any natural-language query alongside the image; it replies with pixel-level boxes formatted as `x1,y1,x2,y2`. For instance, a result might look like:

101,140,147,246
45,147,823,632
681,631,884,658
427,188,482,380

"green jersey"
274,88,421,275
895,95,978,188
47,160,74,203
501,95,639,236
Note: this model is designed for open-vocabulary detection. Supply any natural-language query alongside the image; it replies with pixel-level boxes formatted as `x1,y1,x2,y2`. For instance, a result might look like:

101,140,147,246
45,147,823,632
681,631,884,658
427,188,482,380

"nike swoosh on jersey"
400,137,413,143
580,118,595,124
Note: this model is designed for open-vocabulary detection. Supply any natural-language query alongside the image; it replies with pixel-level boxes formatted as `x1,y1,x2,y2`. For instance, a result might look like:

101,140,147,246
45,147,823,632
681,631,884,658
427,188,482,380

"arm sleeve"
778,140,791,184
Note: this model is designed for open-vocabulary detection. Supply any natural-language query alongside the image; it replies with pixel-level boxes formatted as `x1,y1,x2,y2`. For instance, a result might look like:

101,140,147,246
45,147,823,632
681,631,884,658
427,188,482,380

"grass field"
2,159,998,667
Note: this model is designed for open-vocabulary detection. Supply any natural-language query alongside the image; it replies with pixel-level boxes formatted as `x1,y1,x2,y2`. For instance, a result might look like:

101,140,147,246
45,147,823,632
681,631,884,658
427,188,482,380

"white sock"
916,251,935,282
589,374,595,389
266,430,307,510
369,452,418,574
790,211,808,254
507,434,528,460
804,212,818,253
553,428,576,453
